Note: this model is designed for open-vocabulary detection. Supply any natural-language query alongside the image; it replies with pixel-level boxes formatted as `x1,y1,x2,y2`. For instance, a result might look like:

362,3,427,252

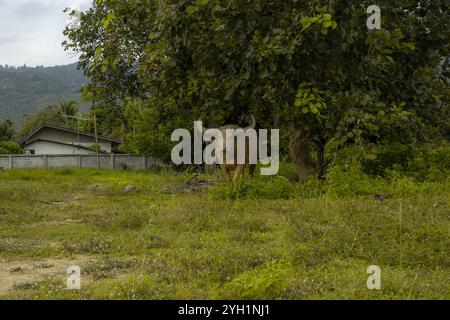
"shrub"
324,161,382,196
362,143,450,182
0,141,23,154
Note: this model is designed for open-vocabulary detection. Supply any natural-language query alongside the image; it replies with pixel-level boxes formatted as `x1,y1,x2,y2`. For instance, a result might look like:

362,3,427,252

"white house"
18,123,122,155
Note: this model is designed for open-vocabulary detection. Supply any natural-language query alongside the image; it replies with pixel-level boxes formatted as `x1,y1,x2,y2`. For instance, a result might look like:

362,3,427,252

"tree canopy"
64,0,449,174
0,120,14,141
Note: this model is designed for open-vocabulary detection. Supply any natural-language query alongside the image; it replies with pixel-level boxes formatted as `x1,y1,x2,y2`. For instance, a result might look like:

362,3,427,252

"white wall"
0,155,167,170
25,140,97,155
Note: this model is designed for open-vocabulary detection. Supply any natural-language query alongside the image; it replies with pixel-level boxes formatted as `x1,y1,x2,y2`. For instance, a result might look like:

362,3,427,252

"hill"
0,63,87,125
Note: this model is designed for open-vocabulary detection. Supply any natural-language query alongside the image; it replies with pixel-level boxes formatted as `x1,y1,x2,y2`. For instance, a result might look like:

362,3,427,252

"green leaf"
102,12,116,29
186,5,197,15
365,154,378,160
310,106,319,114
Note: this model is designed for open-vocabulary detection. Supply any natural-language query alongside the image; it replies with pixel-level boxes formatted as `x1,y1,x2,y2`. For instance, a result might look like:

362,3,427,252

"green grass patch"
0,154,448,299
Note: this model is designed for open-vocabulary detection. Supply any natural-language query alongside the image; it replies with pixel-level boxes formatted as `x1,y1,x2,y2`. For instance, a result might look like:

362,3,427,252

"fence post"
111,154,115,170
8,155,13,170
43,155,48,169
142,155,147,170
78,155,82,168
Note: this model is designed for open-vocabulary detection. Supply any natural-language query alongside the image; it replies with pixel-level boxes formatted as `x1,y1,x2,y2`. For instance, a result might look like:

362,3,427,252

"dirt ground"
0,255,91,295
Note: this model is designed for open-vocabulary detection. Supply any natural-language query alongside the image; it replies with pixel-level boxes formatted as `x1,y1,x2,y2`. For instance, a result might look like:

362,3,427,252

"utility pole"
93,112,100,171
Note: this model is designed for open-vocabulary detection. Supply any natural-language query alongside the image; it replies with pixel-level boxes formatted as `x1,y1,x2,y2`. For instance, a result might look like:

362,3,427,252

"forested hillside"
0,64,87,124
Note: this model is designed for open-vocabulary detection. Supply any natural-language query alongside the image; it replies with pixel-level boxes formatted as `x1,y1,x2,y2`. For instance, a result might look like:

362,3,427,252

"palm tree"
56,100,79,126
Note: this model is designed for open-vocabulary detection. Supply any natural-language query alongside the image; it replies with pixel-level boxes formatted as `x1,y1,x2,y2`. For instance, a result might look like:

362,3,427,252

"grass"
0,164,448,300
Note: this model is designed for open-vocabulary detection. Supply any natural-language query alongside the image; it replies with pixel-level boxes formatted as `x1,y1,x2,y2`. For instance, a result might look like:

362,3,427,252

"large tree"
64,0,449,179
0,120,14,141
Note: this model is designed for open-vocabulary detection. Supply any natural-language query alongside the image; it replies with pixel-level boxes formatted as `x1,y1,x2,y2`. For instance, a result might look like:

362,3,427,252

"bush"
323,144,450,197
0,141,23,154
362,143,450,182
328,143,450,182
122,107,190,162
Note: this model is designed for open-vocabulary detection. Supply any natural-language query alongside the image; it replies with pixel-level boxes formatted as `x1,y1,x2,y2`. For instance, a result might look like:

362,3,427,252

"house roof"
24,139,104,153
18,122,122,146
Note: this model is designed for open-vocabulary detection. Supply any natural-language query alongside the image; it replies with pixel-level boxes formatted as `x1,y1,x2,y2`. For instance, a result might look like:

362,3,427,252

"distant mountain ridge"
0,63,88,125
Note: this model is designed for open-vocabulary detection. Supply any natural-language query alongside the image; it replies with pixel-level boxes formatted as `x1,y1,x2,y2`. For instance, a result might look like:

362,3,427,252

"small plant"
207,176,296,200
222,260,293,299
108,274,160,300
85,258,135,280
112,212,148,230
64,236,115,254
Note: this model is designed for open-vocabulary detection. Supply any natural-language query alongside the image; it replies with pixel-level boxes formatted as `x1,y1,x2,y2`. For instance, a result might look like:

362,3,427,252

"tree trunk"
289,135,319,183
316,139,327,178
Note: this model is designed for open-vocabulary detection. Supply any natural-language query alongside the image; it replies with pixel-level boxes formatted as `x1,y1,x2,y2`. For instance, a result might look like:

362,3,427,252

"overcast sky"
0,0,91,67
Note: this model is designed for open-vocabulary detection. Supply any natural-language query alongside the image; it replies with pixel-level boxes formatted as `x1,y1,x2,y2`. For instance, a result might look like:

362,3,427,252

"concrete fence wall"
0,154,166,170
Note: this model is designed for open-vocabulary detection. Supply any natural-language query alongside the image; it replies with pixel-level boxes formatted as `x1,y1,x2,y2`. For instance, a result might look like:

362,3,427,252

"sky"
0,0,91,67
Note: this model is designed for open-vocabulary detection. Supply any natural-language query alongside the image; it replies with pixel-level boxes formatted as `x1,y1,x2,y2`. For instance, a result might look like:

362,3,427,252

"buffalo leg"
249,164,256,178
232,165,245,183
